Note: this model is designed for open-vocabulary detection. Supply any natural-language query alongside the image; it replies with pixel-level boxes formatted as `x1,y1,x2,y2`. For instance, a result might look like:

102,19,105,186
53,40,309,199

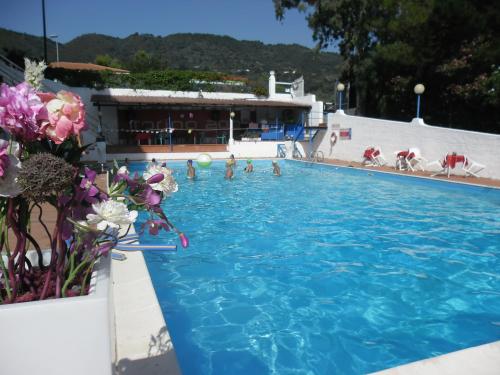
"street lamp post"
337,82,345,111
414,84,425,119
49,34,59,62
229,111,235,145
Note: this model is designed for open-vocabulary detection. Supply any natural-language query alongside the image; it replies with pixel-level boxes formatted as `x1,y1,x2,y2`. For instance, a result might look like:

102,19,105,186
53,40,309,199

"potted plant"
0,59,188,375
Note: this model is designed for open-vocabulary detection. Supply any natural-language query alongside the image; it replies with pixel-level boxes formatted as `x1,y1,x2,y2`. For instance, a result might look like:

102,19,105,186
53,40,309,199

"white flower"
117,166,129,175
143,165,178,195
24,58,47,90
86,200,138,230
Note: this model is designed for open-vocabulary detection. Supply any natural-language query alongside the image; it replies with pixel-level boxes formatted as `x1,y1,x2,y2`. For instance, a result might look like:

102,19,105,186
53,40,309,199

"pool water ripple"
130,160,500,375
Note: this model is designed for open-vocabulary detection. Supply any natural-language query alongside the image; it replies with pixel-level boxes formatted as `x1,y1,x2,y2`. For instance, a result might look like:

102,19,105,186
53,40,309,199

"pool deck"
112,242,181,375
317,158,500,188
370,341,500,375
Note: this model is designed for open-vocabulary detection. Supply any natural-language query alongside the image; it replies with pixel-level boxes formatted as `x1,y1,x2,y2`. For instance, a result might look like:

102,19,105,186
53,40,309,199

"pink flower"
39,90,87,144
0,140,10,177
178,232,189,248
0,82,48,141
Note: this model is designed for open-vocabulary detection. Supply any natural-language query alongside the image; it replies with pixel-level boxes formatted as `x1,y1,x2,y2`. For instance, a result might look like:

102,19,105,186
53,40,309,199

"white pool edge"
369,340,500,375
112,227,181,375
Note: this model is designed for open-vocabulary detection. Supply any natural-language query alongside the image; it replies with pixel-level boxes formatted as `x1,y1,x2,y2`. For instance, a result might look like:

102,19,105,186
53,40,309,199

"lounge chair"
406,147,426,171
362,146,387,166
428,153,468,178
463,159,486,177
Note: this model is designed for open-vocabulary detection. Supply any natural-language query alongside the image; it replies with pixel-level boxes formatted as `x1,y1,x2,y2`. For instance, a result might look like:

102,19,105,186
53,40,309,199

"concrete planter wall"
0,254,114,375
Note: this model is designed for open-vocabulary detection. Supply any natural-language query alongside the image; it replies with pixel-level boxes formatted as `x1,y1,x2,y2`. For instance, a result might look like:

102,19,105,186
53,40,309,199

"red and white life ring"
330,131,338,147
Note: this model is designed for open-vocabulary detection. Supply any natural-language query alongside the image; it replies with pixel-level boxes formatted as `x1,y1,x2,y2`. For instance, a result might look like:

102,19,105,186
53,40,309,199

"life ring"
330,131,338,147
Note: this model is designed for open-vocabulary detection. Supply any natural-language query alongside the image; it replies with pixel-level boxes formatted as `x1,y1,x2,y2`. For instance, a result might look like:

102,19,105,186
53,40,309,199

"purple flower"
139,184,161,208
0,140,10,177
0,82,48,141
146,173,164,184
79,167,100,203
141,219,170,235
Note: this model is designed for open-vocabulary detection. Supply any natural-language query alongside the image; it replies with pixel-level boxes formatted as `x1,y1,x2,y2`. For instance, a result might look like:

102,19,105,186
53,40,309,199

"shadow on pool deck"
114,328,179,375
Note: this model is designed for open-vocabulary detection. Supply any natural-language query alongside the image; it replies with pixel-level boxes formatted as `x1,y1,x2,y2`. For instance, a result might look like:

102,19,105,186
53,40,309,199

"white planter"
0,254,114,375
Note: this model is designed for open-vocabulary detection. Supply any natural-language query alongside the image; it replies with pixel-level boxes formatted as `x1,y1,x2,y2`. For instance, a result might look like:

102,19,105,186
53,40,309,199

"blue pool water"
130,160,500,375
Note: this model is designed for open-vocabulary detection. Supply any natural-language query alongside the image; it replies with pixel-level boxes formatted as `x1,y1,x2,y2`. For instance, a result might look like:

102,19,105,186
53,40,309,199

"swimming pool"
131,160,500,374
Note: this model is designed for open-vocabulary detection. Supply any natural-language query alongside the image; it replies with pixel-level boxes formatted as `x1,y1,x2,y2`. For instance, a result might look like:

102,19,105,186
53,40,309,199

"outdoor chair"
362,146,387,166
405,147,426,171
428,153,469,178
463,159,486,177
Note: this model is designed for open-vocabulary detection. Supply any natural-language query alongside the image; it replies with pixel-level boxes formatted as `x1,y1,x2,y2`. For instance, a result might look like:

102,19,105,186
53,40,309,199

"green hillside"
0,28,342,101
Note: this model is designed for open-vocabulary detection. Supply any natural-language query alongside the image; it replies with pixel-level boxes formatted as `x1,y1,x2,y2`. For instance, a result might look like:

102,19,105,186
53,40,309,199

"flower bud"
179,232,189,248
147,173,164,184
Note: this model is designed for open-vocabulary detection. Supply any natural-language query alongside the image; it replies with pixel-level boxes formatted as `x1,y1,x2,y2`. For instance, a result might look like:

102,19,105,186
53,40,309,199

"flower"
146,173,164,184
117,166,129,175
0,82,48,141
78,167,100,203
86,200,138,230
141,219,170,235
0,140,10,178
39,90,86,144
143,165,178,195
17,153,74,202
0,153,22,197
24,58,47,91
178,232,189,248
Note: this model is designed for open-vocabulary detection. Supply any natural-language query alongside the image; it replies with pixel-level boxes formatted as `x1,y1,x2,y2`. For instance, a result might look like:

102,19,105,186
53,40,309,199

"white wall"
107,151,231,162
316,112,500,180
229,141,283,158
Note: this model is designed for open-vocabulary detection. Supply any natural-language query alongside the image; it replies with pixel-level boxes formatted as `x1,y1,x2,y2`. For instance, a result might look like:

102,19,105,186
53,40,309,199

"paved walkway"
319,158,500,188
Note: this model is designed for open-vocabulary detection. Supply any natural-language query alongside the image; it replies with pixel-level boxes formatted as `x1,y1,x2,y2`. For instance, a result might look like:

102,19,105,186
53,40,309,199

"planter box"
0,254,114,375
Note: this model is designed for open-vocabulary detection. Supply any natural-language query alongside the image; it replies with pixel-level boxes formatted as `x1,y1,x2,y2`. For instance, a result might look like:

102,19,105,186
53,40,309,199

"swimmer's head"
230,154,235,159
272,160,278,165
187,159,193,165
247,159,252,164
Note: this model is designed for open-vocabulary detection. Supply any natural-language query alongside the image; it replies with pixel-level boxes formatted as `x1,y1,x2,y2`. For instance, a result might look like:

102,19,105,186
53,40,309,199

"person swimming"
272,160,281,176
225,161,234,180
187,159,196,179
244,159,254,173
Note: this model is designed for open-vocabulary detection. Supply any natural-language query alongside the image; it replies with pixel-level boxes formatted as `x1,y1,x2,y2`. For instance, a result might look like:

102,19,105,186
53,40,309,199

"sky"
0,0,325,49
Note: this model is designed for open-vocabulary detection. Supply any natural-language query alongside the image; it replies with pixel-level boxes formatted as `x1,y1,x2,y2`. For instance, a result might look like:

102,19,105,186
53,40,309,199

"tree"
94,54,122,69
128,50,162,73
274,0,500,132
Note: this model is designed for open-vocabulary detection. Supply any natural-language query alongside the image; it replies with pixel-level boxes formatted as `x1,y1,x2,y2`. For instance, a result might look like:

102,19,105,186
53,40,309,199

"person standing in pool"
225,161,234,179
187,159,196,179
187,159,196,180
244,160,254,173
272,160,281,176
228,154,236,168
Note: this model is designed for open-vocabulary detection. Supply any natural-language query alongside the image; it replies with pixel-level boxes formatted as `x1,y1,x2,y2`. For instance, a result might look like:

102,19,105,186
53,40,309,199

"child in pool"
187,159,196,179
272,160,281,176
244,159,254,173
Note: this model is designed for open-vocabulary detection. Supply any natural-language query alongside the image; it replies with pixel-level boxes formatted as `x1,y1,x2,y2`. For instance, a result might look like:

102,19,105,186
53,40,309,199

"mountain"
0,28,342,101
